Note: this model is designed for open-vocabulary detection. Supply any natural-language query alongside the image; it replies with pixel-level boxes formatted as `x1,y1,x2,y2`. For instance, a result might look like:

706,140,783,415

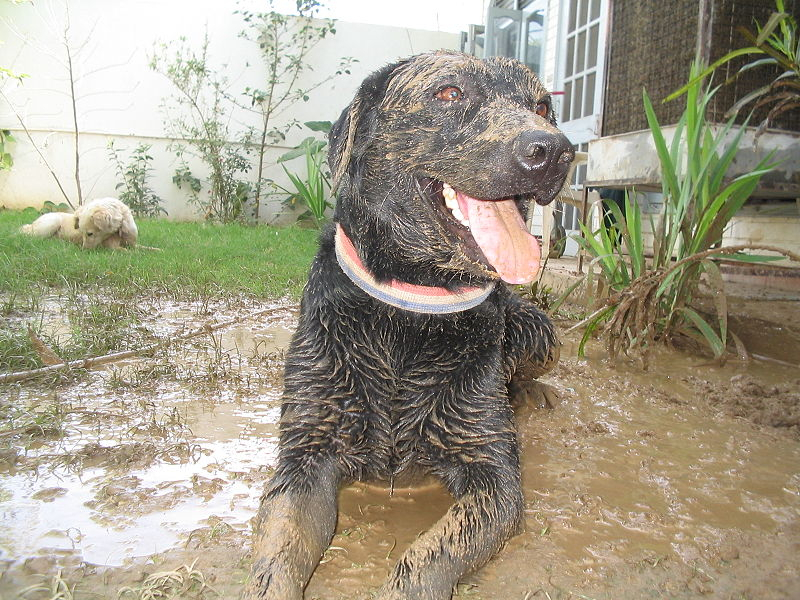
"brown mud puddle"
1,298,799,599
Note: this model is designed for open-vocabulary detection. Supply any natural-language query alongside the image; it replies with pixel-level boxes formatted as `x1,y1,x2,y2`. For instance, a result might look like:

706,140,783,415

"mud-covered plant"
667,0,799,134
117,560,218,599
18,569,75,600
236,0,354,219
149,33,251,223
0,393,68,451
562,62,789,364
108,141,166,218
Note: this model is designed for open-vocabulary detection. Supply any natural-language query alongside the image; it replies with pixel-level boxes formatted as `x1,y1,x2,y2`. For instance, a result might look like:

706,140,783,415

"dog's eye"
535,102,549,118
436,86,464,102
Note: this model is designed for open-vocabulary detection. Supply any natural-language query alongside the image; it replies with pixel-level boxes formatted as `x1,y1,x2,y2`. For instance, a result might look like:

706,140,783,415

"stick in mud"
0,306,287,384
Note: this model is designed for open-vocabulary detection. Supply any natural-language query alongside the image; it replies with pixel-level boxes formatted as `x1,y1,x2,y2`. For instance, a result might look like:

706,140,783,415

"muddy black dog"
244,51,574,600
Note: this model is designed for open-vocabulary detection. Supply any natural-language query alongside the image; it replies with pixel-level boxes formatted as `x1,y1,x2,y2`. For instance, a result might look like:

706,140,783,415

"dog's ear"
328,59,408,193
92,207,123,233
119,212,138,246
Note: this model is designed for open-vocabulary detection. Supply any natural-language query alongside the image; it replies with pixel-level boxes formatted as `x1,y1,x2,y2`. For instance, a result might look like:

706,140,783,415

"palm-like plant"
559,62,799,365
277,121,333,226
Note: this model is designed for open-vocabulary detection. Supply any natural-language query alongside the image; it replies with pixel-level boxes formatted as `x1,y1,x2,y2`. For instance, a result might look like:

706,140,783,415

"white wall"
0,0,461,221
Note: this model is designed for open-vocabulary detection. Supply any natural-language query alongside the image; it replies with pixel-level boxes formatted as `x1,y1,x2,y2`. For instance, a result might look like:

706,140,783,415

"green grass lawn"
1,208,321,300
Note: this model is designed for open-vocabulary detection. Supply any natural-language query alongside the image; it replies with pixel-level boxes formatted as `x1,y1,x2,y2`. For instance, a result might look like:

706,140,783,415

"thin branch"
564,304,614,334
63,7,83,205
0,88,74,208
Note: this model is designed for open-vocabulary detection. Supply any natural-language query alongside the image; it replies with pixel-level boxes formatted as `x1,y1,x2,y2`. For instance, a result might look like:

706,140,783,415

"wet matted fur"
244,51,575,600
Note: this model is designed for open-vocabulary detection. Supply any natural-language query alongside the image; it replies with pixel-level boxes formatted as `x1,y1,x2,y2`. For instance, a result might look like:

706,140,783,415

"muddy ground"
0,293,798,599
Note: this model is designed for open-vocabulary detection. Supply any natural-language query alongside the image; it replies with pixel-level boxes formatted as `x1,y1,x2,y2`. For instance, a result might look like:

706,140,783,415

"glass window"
576,29,586,72
588,24,598,68
570,0,579,30
488,15,521,58
590,0,601,21
560,0,604,126
573,78,583,119
525,18,545,74
579,0,589,28
484,2,547,74
566,36,575,73
583,72,595,117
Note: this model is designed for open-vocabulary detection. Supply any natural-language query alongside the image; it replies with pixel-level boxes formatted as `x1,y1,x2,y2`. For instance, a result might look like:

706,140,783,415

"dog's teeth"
442,183,457,204
442,182,469,228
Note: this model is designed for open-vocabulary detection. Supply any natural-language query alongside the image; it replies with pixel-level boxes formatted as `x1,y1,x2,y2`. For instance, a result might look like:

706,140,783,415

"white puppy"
20,212,83,245
73,197,138,249
21,198,138,249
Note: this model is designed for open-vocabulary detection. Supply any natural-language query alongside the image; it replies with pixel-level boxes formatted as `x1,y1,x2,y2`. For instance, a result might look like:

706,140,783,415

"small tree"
108,141,166,218
0,129,14,170
0,65,25,171
150,2,353,223
150,33,252,223
236,0,354,218
3,1,139,208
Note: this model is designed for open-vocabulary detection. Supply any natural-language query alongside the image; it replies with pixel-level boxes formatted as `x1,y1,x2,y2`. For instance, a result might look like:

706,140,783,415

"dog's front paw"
508,377,561,409
371,588,448,600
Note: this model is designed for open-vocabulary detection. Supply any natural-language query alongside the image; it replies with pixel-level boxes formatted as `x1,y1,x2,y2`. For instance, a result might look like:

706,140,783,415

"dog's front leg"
502,292,561,408
375,460,523,600
243,458,340,600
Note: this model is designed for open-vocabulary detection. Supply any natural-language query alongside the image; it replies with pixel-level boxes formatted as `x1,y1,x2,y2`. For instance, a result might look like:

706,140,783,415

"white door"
485,1,548,74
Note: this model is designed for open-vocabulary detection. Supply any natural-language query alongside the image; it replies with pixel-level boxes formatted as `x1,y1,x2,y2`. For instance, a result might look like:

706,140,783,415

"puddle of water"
0,298,798,599
218,320,295,356
0,392,283,568
0,301,296,583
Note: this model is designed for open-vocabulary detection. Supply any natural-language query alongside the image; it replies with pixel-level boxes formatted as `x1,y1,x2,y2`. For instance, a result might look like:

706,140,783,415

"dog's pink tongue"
459,192,541,284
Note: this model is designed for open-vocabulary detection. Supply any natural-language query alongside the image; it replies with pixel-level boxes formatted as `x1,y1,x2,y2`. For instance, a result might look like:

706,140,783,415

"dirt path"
1,298,798,599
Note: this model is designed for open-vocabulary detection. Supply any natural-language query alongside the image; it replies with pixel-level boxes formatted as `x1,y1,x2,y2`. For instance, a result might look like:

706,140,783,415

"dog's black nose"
514,130,575,175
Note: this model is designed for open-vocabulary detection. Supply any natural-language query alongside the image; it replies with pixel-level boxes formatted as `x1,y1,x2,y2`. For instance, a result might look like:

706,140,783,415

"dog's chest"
334,308,506,476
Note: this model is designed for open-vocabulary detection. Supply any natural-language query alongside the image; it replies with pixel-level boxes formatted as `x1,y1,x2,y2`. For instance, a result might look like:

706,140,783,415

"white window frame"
556,0,608,145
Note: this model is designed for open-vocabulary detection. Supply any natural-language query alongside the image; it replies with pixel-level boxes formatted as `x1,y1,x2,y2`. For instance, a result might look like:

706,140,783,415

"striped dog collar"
334,224,495,314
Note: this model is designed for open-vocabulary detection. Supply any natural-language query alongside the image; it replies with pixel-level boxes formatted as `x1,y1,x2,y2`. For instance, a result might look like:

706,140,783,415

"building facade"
471,0,800,264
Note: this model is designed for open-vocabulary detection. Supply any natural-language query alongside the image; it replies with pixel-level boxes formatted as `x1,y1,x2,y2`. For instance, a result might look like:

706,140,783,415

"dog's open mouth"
422,179,542,285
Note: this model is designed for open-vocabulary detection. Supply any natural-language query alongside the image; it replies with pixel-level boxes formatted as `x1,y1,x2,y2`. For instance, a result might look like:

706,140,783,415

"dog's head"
75,201,124,249
329,51,575,287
